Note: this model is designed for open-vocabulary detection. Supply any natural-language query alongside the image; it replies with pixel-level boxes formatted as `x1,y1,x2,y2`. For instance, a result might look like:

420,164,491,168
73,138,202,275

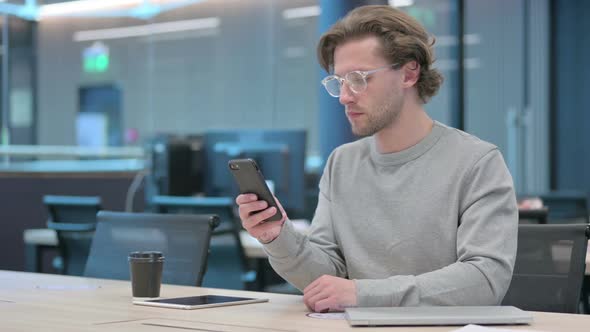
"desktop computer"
145,134,205,198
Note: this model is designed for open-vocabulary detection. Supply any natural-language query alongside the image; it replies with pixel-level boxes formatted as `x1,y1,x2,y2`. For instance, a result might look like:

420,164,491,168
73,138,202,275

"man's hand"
236,194,287,243
303,275,357,312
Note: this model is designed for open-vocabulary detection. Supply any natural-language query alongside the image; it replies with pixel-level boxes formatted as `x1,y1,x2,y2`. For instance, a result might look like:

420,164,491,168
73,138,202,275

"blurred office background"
0,0,589,296
4,0,589,192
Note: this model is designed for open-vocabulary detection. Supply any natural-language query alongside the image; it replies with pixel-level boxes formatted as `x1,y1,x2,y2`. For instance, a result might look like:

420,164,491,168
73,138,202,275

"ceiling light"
39,0,140,18
389,0,415,8
282,6,320,20
73,17,220,42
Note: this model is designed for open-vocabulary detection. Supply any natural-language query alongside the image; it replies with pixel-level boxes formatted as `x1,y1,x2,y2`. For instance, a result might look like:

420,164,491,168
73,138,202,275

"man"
236,5,517,313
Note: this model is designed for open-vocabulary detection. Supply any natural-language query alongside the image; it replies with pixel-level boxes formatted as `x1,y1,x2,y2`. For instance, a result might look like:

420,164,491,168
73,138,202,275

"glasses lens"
346,71,367,93
323,77,341,97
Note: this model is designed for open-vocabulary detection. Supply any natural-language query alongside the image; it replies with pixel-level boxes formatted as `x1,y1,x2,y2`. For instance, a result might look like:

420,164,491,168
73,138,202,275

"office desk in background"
0,158,146,272
2,271,590,331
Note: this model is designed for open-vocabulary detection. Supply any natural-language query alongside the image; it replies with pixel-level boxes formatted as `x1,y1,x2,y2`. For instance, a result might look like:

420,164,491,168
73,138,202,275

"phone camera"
230,163,240,170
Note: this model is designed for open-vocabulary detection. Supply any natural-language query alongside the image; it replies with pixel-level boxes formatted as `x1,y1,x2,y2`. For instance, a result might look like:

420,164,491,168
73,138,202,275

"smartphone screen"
228,158,283,222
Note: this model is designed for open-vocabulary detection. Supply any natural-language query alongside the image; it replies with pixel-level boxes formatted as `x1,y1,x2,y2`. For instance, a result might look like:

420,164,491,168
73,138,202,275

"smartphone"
228,158,283,222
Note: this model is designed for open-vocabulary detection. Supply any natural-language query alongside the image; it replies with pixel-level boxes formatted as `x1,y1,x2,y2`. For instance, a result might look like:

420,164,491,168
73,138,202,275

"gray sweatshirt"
263,121,518,307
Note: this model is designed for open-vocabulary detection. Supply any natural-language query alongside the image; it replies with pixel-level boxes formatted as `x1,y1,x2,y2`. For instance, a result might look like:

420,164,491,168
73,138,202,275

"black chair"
44,195,102,276
502,224,590,313
151,195,256,290
151,196,238,235
84,211,219,286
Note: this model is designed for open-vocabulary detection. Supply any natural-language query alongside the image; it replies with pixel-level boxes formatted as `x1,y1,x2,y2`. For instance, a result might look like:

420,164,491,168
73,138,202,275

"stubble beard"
350,94,403,137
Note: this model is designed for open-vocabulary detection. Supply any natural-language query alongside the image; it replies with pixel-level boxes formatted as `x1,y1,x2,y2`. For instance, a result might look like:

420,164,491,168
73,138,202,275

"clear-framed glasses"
321,64,398,97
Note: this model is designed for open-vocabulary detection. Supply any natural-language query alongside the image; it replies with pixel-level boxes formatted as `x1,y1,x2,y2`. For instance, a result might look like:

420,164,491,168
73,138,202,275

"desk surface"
2,271,590,331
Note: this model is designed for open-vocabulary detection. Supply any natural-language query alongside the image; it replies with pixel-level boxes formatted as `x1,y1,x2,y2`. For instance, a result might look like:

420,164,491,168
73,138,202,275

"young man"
236,5,517,313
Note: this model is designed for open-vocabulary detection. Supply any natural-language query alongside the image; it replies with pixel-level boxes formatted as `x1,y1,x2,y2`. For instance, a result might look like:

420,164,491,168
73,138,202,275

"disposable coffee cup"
128,251,164,298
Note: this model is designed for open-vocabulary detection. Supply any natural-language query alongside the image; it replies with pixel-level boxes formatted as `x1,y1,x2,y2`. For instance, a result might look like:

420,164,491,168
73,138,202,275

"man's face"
333,36,403,137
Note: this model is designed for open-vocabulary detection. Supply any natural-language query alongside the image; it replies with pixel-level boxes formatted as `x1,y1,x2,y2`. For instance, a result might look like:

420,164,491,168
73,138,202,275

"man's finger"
242,207,276,229
239,201,268,224
305,290,327,313
314,298,334,313
303,277,321,294
236,194,257,204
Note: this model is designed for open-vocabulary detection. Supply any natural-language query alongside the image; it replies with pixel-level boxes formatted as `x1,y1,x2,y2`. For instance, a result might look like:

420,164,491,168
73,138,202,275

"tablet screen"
133,295,269,310
148,295,257,305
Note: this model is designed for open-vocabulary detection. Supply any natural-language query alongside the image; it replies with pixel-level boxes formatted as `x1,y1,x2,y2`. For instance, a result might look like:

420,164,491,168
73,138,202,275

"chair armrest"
47,221,95,232
152,195,234,208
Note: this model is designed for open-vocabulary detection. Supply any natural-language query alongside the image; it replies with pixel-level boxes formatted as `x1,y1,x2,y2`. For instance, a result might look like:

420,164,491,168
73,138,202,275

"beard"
349,93,403,137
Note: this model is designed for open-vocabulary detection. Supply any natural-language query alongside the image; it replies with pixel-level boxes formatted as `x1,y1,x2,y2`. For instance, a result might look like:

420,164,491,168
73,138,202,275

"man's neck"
373,104,434,154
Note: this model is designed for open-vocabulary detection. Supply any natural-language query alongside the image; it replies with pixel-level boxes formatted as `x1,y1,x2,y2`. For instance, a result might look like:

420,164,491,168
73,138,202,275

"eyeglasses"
321,64,398,97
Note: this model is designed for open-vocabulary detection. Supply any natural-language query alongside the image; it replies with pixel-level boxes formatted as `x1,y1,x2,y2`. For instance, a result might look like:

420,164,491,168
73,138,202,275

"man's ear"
401,61,420,88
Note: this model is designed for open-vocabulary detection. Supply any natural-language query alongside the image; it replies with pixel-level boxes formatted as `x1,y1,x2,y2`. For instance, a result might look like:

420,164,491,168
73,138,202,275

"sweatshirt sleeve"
262,155,348,291
355,149,518,306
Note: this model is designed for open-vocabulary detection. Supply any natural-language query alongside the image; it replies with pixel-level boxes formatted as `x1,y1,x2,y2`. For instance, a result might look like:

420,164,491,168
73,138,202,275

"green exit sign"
84,54,109,73
83,42,110,73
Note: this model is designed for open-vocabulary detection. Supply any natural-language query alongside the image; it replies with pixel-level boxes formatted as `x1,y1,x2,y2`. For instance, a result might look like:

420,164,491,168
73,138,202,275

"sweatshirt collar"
369,121,445,166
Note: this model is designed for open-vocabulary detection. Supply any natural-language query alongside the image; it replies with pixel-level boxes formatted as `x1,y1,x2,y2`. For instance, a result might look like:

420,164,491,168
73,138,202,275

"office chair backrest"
44,195,102,224
84,211,219,286
502,224,590,313
151,195,254,290
152,195,235,228
44,195,102,276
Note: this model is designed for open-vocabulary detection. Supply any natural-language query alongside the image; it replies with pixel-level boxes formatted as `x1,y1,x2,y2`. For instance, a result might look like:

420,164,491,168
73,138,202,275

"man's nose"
339,83,355,105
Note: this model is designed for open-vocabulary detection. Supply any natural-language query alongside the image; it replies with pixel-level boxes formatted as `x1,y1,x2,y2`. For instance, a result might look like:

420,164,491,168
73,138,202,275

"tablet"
132,295,269,310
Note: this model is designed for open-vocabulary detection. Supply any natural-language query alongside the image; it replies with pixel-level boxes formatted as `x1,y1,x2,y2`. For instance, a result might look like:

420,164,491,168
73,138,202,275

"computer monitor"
146,134,205,197
204,129,306,217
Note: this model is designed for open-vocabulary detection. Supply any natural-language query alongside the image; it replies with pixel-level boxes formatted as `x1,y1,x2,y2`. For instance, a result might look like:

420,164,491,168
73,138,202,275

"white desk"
2,270,590,332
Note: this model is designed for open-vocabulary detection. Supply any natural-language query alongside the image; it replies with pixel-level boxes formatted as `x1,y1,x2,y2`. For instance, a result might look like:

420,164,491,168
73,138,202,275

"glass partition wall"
0,14,36,147
34,0,320,154
5,0,463,162
0,0,552,194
